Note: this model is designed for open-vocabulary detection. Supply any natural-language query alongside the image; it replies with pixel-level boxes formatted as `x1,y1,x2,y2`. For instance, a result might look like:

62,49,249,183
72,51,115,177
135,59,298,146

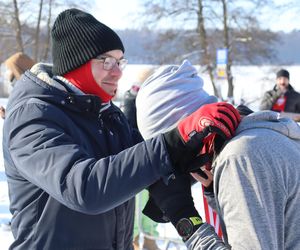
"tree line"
0,0,298,101
137,0,298,100
0,0,92,63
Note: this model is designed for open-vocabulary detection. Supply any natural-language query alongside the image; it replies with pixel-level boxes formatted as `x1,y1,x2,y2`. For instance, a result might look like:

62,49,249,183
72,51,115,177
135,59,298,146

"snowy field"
117,64,300,111
0,98,14,250
1,64,300,249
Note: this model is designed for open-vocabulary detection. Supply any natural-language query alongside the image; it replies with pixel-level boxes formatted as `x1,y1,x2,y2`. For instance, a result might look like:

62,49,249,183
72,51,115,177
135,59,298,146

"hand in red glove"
163,102,241,174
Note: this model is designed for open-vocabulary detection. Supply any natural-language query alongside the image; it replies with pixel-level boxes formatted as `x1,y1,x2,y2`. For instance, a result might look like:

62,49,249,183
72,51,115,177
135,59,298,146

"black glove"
163,102,241,174
143,174,203,240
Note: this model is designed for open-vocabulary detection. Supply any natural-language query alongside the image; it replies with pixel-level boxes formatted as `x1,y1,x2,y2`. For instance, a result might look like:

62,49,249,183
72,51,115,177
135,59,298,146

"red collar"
64,60,112,103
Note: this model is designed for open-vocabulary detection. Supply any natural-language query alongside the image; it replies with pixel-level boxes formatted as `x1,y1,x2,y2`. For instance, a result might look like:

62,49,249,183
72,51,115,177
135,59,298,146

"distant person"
0,52,35,119
4,52,35,85
122,68,154,128
137,61,300,249
3,9,239,250
0,106,5,119
260,69,300,118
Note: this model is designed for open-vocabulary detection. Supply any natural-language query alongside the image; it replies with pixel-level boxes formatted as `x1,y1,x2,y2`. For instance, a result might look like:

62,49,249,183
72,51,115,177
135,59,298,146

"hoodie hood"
237,110,300,140
136,60,217,140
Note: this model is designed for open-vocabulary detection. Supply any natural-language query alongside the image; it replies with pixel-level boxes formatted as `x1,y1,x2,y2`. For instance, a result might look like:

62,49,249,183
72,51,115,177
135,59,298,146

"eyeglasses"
94,55,128,71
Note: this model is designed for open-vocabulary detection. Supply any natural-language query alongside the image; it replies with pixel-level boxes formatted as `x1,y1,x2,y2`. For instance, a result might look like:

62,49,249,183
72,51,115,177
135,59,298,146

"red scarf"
272,94,287,112
64,60,112,103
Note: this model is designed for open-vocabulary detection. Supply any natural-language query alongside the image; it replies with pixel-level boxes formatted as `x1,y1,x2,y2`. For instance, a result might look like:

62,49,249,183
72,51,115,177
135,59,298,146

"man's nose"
112,63,122,74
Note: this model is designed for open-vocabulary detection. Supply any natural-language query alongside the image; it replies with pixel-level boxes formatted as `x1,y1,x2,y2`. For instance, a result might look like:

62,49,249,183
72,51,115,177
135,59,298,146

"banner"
216,49,228,79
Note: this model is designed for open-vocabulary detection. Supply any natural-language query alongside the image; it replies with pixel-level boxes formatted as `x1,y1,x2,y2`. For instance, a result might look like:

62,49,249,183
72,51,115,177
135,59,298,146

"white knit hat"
136,60,217,139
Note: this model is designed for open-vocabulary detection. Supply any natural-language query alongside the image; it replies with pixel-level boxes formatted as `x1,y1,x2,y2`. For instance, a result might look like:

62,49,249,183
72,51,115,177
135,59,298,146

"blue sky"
92,0,299,32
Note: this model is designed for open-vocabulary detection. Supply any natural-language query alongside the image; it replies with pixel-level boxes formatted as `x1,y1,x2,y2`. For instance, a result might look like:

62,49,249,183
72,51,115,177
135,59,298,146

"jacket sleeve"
259,88,281,110
185,223,229,249
294,92,300,113
124,198,136,249
5,101,174,215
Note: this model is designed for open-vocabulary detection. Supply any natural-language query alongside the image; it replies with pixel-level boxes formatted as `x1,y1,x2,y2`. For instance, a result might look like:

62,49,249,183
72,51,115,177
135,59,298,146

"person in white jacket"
136,60,300,249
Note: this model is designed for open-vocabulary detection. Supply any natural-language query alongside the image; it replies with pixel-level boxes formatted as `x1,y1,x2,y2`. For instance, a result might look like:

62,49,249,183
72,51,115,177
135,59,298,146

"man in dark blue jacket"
3,8,240,250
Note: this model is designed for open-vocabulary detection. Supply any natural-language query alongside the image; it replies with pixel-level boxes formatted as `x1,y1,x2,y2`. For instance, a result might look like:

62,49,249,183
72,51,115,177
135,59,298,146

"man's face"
276,76,289,93
91,49,125,97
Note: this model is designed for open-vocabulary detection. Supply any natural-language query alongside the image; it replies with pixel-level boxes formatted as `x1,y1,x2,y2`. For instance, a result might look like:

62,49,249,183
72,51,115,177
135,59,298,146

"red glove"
178,102,240,142
163,102,241,174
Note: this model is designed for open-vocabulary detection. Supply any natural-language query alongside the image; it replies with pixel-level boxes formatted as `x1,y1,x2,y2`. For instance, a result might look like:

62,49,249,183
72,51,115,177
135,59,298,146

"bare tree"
138,0,223,97
12,0,24,53
197,0,219,97
34,0,44,61
215,0,279,101
42,0,53,61
138,0,279,102
219,0,234,100
0,0,94,63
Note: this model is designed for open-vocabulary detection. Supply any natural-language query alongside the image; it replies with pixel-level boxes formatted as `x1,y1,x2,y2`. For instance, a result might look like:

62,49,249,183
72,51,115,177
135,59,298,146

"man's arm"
259,89,281,110
5,102,171,214
185,223,228,249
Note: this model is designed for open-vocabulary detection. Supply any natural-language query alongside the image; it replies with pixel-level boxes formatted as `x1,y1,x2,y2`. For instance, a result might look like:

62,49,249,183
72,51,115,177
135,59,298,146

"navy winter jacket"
3,64,173,250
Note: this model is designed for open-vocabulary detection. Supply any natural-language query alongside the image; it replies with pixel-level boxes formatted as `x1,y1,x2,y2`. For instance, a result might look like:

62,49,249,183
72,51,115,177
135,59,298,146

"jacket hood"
5,63,110,120
136,60,217,140
6,63,67,114
236,110,300,140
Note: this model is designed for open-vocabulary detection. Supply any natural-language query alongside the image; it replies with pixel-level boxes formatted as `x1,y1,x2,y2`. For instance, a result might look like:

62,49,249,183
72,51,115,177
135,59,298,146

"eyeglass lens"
102,57,127,71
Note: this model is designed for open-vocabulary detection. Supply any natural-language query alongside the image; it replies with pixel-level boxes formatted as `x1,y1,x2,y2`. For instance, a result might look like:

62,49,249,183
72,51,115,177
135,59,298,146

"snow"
0,98,14,250
1,64,300,249
117,64,300,111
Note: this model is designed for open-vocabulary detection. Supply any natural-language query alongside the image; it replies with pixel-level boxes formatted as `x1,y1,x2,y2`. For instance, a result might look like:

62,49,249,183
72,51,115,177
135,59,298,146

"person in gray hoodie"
136,60,300,249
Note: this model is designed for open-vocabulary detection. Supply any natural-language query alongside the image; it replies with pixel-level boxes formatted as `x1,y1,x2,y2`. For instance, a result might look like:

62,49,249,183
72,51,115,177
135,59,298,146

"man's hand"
163,102,241,174
143,175,202,241
191,168,213,188
178,102,240,141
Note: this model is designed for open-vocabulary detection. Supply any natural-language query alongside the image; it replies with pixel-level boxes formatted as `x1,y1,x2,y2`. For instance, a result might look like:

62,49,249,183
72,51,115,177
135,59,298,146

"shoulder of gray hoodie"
186,111,300,250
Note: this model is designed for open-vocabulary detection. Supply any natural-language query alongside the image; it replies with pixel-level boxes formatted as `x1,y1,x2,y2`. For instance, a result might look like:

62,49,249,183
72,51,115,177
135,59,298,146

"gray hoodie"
186,111,300,249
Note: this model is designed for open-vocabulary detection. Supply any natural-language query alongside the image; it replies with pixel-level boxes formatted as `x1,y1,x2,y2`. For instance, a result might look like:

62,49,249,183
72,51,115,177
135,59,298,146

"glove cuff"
162,128,191,174
163,128,204,174
167,203,200,227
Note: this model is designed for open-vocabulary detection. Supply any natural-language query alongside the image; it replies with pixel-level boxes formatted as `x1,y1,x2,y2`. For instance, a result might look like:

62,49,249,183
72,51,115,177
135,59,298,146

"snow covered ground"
1,64,300,249
0,98,14,250
117,64,300,111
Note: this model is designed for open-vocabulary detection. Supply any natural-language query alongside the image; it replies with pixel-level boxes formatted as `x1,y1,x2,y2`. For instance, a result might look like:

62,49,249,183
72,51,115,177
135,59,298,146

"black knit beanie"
51,8,125,75
276,69,289,79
